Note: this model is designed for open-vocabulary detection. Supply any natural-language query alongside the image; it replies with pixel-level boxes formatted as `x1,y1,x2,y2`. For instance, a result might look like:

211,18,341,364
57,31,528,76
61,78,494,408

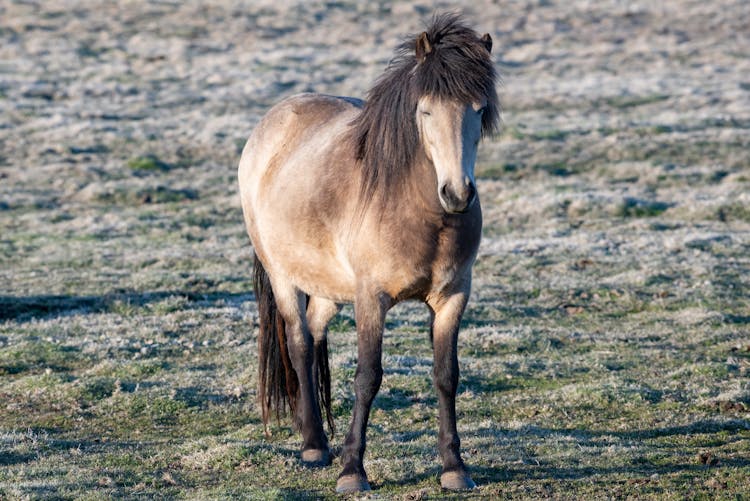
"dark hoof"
301,448,332,467
336,473,371,493
441,470,476,490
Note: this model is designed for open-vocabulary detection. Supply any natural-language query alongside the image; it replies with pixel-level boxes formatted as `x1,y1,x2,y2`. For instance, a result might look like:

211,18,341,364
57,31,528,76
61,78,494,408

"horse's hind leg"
306,297,340,436
428,288,476,490
271,281,331,466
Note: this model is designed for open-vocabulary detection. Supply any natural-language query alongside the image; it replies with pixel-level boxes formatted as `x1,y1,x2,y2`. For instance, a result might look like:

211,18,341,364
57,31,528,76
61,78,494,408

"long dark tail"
254,255,299,431
316,336,335,435
253,255,334,435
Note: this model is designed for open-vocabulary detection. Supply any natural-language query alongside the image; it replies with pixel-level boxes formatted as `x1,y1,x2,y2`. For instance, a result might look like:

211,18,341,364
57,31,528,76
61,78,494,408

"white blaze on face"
417,95,485,213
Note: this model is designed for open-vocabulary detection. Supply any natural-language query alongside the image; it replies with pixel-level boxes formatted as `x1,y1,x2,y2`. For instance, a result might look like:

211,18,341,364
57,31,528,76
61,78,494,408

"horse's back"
239,93,361,180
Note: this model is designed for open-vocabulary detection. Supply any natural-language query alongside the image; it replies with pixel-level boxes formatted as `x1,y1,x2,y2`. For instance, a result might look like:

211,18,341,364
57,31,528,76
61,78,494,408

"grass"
2,222,748,498
613,197,671,218
2,0,750,498
127,154,171,173
603,93,671,109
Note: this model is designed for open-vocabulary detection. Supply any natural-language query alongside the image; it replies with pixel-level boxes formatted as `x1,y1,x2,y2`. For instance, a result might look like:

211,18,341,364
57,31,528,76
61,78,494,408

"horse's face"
417,95,485,214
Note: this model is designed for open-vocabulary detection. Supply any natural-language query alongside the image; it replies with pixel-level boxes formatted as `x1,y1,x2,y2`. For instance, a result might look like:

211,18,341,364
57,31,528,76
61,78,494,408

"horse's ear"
416,31,432,62
480,33,493,53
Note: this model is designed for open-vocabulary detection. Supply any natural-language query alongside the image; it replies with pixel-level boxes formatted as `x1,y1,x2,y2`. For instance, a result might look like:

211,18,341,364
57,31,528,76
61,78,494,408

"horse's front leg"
428,287,476,490
336,290,390,493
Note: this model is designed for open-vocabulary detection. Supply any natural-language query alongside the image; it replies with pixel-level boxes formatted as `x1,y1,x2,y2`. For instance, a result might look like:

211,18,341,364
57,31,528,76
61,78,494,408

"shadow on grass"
376,387,436,410
0,451,37,466
505,418,750,444
250,490,330,501
384,419,750,487
724,313,750,325
0,435,297,467
15,439,325,499
0,290,255,322
461,304,557,328
6,420,747,495
173,386,236,407
473,455,750,484
467,419,750,482
461,372,512,394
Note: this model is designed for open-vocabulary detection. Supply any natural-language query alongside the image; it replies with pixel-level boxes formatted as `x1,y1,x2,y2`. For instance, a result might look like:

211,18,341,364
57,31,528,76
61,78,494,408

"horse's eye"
421,110,431,116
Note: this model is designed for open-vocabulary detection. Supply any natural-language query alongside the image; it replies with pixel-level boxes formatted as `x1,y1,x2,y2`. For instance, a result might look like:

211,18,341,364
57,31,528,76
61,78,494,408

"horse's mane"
349,13,500,206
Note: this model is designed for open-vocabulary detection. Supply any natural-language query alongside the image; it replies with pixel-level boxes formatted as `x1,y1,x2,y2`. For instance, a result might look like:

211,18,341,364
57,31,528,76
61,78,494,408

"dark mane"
349,13,500,206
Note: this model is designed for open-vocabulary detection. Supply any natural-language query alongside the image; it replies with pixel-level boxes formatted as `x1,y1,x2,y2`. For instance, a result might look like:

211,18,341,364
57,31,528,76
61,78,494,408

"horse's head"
417,95,486,214
349,14,498,214
413,28,496,214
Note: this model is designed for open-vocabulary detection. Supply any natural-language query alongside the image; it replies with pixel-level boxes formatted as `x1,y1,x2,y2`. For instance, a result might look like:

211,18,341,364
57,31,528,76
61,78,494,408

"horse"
238,13,499,493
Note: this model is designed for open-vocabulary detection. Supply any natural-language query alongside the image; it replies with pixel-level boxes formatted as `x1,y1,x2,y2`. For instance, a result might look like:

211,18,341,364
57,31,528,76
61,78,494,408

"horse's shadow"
0,290,255,322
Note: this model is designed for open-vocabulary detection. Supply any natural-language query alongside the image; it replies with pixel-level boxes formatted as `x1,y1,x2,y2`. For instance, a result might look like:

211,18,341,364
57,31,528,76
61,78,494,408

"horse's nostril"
439,182,476,213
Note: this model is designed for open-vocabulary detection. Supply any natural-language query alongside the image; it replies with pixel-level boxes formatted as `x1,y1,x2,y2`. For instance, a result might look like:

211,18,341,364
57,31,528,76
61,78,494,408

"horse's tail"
254,254,299,431
253,255,335,436
316,334,335,435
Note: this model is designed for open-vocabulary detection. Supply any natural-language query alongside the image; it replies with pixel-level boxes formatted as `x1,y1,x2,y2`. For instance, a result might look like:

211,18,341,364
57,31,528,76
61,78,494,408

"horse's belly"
256,215,357,302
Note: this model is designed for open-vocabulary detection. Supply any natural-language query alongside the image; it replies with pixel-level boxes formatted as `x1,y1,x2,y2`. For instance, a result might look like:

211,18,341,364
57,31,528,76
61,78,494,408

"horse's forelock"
413,13,500,136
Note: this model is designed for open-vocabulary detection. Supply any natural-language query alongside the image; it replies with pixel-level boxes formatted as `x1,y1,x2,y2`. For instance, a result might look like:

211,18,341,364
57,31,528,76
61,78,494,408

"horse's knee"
433,366,458,395
354,363,382,401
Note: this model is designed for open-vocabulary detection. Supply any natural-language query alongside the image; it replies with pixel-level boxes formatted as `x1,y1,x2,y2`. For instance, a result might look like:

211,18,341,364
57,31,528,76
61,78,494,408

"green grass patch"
477,162,523,179
127,154,171,173
0,341,83,375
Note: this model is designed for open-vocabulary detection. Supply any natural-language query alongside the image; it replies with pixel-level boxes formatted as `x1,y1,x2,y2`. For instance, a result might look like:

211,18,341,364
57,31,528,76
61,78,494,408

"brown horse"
238,14,499,493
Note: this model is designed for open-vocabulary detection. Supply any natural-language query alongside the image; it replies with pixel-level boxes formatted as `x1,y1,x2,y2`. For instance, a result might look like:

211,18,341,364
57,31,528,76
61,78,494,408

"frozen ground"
1,1,748,498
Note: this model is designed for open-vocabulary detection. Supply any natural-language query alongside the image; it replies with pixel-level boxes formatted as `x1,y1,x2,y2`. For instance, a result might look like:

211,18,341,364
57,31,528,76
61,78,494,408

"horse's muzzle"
439,182,477,214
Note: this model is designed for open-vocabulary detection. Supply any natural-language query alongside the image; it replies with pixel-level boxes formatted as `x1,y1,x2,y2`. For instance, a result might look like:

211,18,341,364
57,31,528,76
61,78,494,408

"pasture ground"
1,1,749,499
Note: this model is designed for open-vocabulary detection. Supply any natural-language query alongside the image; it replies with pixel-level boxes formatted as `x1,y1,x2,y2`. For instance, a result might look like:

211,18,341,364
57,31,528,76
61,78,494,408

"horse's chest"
384,215,481,299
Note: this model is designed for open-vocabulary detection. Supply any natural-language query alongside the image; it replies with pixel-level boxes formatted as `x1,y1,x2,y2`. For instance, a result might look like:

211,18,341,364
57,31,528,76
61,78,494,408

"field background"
1,0,749,499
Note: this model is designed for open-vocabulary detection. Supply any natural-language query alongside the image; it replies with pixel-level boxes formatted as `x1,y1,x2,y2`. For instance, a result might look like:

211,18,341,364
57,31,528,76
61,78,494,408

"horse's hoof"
440,470,476,490
301,448,332,467
335,474,371,493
